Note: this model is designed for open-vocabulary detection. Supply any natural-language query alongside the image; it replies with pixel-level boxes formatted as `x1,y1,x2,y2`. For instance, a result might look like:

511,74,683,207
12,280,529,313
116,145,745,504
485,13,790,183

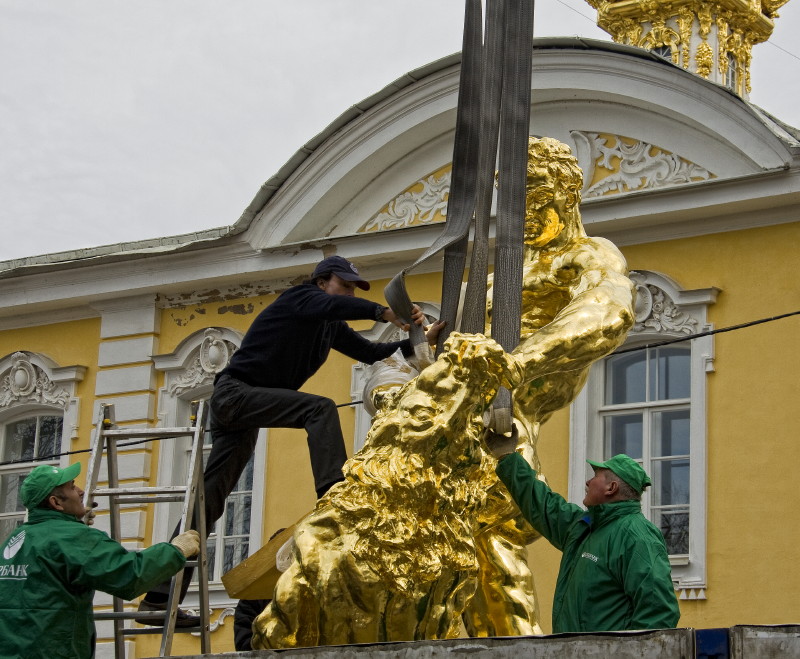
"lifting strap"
384,0,533,433
384,0,483,367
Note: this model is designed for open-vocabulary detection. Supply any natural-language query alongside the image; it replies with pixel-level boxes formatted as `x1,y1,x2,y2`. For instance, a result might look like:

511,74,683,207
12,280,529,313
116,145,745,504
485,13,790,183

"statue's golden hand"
501,353,524,390
441,333,506,378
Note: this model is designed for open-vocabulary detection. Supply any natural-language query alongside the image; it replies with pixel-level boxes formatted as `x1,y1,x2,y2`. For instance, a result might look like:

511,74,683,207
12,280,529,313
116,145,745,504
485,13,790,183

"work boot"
135,598,201,628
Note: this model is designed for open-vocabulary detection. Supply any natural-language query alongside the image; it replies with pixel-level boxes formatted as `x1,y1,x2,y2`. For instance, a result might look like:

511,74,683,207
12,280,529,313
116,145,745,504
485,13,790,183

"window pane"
654,509,689,555
233,457,254,493
223,538,250,574
2,419,37,462
652,45,671,59
0,473,26,514
195,436,254,581
649,347,690,401
605,353,646,404
37,416,63,459
206,539,217,580
652,458,690,506
224,492,252,537
653,409,690,456
604,414,643,459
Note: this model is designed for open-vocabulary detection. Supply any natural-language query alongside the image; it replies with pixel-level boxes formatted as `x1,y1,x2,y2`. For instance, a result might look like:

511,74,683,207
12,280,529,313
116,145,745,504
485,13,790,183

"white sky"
2,0,799,262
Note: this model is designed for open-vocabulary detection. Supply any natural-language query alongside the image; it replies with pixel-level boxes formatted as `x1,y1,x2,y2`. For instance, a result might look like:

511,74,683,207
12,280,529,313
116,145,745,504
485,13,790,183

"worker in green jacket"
484,432,680,634
0,462,200,659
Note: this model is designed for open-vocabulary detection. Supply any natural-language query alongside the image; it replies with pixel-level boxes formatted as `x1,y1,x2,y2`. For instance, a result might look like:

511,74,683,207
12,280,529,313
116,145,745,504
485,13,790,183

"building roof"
1,37,797,281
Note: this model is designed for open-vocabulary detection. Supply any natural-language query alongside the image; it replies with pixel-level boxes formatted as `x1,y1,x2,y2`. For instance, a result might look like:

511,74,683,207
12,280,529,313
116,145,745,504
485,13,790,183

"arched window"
0,352,85,538
652,44,673,61
152,328,265,613
725,53,739,93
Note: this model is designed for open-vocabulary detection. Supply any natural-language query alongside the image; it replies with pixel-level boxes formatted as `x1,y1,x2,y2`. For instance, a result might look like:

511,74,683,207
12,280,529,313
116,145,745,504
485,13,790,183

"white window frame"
0,351,85,535
152,328,267,613
570,271,718,600
725,52,739,92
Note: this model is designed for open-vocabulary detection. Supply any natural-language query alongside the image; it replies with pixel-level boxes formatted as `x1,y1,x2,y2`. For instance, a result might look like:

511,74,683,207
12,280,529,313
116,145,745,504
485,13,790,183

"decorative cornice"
677,585,707,600
571,131,715,198
358,165,450,233
185,606,236,634
359,130,719,234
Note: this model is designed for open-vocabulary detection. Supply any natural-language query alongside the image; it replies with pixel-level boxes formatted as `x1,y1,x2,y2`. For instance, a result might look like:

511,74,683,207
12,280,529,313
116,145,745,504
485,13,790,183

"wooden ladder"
84,401,211,657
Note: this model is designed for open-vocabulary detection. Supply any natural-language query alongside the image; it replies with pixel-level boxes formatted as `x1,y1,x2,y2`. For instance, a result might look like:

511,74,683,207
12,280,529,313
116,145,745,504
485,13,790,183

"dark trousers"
144,374,348,602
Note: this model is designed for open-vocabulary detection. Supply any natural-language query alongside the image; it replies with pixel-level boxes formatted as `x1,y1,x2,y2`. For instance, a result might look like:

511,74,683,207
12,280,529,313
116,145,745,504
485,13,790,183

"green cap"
587,454,652,494
19,462,81,509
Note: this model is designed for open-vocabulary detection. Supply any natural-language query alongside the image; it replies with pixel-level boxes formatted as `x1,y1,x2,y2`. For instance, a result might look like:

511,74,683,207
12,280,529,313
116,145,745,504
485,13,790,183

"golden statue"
252,333,519,648
463,136,635,636
251,137,635,646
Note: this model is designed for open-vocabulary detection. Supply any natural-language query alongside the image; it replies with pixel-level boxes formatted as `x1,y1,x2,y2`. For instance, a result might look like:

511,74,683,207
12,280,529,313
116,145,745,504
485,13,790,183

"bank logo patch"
3,530,25,560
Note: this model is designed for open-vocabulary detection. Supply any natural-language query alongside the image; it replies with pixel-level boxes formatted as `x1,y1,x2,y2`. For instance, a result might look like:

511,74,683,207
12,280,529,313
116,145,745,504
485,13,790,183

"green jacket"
496,452,680,634
0,508,186,659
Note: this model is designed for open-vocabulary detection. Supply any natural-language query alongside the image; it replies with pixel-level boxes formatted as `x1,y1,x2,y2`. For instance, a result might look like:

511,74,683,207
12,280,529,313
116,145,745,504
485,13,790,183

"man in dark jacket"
0,462,199,659
140,254,443,618
484,433,680,634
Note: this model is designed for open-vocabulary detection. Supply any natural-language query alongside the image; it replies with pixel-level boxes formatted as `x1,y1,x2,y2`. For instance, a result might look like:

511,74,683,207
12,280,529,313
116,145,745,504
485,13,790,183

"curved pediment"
244,38,799,248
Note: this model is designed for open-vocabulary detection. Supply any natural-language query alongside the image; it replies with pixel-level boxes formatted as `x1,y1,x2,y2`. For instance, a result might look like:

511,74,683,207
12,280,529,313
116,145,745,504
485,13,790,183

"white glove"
170,530,201,558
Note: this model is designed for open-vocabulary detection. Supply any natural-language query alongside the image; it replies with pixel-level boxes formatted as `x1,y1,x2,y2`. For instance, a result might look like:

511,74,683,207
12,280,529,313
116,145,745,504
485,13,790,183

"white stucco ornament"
630,272,698,335
199,329,231,373
168,328,237,396
0,352,70,409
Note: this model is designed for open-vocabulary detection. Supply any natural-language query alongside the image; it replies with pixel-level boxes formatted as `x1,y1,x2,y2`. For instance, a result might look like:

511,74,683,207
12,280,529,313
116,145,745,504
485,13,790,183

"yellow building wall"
625,221,799,629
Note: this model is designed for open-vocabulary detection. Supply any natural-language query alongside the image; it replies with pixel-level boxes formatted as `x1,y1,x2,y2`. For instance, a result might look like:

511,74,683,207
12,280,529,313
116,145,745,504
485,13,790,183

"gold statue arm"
510,241,635,384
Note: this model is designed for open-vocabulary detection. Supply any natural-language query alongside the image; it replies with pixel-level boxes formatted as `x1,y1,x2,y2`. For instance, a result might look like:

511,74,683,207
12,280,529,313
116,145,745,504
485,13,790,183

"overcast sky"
2,1,799,262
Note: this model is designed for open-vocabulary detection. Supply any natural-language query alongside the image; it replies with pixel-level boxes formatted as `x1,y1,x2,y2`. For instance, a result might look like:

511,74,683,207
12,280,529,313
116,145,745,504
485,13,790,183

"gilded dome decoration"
584,0,791,97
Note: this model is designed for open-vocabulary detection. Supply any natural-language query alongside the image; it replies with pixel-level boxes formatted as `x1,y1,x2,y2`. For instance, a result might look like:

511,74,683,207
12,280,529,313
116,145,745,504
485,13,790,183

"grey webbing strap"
384,0,483,362
489,0,534,433
385,0,533,398
460,0,507,336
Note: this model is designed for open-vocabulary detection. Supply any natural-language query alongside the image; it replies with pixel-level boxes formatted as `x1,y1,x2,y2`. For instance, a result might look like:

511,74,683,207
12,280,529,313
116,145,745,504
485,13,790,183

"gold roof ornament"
584,0,792,97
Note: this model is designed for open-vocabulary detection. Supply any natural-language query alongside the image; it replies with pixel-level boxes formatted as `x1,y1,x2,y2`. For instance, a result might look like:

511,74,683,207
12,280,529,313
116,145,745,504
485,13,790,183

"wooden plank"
221,524,296,599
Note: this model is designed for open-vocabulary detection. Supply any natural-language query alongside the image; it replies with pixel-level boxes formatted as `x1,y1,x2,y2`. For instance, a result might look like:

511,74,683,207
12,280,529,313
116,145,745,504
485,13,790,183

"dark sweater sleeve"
496,452,585,551
331,322,413,363
290,285,385,321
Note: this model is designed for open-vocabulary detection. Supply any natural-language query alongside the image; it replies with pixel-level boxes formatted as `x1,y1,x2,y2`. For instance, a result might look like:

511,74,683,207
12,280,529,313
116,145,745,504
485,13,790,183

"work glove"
482,423,519,460
83,501,99,526
170,530,201,558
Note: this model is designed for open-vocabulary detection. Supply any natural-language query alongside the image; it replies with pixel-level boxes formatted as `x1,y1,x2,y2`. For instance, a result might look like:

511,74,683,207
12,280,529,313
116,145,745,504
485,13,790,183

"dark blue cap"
311,256,370,290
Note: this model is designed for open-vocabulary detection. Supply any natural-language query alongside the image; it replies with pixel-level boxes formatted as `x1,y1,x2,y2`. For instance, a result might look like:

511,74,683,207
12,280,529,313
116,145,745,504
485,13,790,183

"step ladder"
83,401,211,657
